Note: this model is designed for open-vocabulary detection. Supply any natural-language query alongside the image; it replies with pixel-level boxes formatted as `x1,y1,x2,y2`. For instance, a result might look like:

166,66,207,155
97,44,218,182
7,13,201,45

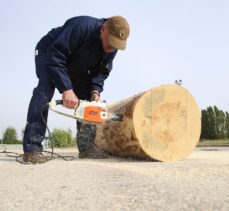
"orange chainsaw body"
84,106,107,123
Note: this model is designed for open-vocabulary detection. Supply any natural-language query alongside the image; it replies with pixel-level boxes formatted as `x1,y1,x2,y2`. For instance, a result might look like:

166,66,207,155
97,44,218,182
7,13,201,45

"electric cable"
0,103,77,164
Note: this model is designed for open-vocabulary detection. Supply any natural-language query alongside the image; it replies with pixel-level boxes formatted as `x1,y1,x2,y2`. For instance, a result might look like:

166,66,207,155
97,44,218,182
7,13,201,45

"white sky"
0,0,228,139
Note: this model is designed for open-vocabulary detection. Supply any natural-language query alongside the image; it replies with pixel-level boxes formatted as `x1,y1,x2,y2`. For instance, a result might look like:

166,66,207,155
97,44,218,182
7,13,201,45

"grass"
197,139,229,147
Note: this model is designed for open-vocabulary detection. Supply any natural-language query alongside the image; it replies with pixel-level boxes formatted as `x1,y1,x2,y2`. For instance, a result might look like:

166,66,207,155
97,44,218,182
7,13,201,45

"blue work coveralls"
23,16,117,153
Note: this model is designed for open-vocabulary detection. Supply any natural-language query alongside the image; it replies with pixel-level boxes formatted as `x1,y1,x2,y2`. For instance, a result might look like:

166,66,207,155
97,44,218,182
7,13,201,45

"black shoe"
78,147,109,159
23,152,51,164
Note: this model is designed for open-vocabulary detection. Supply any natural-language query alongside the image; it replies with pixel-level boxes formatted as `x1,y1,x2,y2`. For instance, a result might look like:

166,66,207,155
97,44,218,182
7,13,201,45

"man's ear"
101,24,105,32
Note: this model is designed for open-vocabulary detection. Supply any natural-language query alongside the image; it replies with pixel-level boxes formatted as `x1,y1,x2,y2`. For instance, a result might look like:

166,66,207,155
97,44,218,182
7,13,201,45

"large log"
95,84,201,161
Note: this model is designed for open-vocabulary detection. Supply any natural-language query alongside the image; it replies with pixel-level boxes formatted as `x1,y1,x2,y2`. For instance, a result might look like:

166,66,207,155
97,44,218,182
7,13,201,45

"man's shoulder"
66,16,105,27
64,16,106,38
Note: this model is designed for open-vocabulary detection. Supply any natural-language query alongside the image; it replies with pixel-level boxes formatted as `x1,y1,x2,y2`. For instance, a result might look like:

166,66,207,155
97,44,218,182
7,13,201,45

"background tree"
51,128,75,148
226,112,229,139
3,127,19,144
200,110,209,139
206,106,217,139
201,106,229,140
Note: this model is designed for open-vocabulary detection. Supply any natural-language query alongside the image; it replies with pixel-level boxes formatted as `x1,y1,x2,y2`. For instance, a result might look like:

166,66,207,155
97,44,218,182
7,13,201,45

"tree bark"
95,84,201,161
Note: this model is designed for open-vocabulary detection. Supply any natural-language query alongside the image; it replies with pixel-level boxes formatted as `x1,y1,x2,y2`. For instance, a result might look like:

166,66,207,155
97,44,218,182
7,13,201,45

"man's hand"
62,90,78,109
90,90,100,102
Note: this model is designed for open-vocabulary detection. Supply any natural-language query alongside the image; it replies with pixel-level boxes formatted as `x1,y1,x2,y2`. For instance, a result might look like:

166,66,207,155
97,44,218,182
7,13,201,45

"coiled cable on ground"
0,104,76,164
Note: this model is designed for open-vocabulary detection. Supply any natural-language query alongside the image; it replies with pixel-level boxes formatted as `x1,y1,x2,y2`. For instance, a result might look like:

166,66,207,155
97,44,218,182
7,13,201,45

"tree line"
201,106,229,140
0,127,76,147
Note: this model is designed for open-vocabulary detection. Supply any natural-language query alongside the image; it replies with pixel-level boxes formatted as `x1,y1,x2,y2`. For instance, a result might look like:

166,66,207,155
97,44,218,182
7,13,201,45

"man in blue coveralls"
23,16,130,164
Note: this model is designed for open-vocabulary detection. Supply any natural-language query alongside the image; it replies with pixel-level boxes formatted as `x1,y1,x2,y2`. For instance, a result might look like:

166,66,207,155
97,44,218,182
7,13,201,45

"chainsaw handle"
55,99,80,108
55,100,63,105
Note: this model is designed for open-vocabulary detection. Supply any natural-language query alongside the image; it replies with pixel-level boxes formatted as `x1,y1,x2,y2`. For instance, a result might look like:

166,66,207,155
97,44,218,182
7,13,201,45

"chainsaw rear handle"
55,100,80,107
55,100,63,105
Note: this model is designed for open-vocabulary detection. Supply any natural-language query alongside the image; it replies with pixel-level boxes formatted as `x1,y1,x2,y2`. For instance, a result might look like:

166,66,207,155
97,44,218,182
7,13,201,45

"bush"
2,127,21,144
51,128,76,148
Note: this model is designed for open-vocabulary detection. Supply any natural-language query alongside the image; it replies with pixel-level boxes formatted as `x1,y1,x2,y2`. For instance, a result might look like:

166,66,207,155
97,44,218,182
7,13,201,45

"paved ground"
0,145,228,211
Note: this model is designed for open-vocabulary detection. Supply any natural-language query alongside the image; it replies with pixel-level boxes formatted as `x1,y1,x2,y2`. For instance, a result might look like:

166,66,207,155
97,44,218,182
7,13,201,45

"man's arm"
90,50,117,101
45,20,90,108
46,21,87,93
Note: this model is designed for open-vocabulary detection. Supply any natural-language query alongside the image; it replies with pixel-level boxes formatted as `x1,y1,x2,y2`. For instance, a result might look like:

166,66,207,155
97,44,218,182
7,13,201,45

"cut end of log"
133,84,201,161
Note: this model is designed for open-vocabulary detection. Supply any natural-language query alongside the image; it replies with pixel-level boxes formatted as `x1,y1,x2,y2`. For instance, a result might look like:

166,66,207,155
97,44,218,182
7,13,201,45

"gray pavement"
0,145,228,211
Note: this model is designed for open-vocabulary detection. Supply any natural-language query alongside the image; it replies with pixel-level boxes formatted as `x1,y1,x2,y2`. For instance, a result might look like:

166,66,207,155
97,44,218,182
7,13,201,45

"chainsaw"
48,100,123,124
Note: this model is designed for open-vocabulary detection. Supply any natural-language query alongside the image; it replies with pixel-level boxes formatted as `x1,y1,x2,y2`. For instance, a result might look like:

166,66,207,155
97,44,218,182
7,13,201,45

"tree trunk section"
95,84,201,161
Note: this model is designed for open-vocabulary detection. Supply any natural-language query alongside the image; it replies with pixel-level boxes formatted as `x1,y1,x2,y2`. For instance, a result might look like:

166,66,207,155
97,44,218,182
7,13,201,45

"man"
23,15,130,164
